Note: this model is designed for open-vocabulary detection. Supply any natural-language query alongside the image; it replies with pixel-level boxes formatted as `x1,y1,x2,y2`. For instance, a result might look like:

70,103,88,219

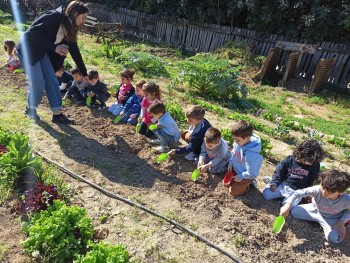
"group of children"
96,68,350,245
3,38,350,245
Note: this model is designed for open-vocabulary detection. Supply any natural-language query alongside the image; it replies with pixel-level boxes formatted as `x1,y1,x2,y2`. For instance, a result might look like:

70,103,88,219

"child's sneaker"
98,105,106,111
156,145,170,153
151,139,160,145
263,176,272,184
184,152,195,161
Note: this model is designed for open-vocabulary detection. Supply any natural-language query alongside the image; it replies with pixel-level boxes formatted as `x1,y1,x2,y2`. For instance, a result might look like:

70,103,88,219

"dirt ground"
1,68,350,263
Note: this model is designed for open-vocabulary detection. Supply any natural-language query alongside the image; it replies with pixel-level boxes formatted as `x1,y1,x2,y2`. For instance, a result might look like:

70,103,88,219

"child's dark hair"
120,69,135,81
143,82,161,99
186,105,205,120
231,120,253,138
56,67,65,73
205,127,221,144
71,67,82,75
135,80,146,88
320,170,350,193
88,70,99,80
293,140,325,164
149,102,166,115
3,39,16,54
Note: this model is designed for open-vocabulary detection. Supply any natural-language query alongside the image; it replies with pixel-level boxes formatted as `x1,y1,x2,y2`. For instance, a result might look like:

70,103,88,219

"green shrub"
118,51,168,77
171,53,244,101
74,241,130,263
0,133,42,191
0,11,12,24
165,100,186,127
260,137,273,158
22,200,93,263
101,43,123,59
0,127,12,146
220,128,233,146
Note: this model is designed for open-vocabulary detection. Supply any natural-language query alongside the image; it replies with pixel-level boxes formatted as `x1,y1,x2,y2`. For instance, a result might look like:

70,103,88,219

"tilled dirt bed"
1,68,349,262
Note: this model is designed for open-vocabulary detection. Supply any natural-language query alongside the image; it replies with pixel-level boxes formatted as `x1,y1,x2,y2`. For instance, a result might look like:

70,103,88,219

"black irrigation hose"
35,150,243,263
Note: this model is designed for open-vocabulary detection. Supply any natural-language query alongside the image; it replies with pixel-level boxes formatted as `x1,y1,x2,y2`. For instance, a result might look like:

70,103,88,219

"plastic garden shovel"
156,153,168,163
149,124,157,131
191,169,200,181
136,119,142,133
113,115,122,124
86,96,91,107
109,85,119,93
272,215,285,234
223,170,234,187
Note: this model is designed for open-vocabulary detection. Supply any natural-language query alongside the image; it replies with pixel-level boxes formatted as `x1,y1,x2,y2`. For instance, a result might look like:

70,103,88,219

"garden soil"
1,68,349,263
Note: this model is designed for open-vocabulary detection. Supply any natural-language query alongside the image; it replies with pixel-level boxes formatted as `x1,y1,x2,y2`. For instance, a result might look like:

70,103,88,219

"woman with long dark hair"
17,1,89,124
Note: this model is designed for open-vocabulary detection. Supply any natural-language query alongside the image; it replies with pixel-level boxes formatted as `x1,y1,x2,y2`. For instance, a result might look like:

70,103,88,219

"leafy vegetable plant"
22,200,93,262
74,241,130,263
15,183,62,214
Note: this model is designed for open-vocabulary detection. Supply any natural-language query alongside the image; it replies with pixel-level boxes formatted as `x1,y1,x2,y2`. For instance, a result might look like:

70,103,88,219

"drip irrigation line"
35,150,243,263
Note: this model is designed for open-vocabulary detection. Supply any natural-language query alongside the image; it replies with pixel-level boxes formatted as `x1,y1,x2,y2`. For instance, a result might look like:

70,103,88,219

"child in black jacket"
85,70,109,110
262,140,325,207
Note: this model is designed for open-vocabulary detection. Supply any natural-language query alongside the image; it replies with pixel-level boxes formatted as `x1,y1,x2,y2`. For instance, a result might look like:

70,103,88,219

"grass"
0,243,7,261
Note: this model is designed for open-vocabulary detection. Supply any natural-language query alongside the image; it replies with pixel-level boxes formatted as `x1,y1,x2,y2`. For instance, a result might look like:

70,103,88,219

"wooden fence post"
309,59,336,94
260,47,282,80
283,52,300,82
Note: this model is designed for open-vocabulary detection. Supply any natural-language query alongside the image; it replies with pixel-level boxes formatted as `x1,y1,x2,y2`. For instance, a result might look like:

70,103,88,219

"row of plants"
0,128,133,262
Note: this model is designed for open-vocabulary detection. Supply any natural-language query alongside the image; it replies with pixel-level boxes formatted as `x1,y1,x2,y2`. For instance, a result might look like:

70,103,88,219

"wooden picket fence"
89,5,350,89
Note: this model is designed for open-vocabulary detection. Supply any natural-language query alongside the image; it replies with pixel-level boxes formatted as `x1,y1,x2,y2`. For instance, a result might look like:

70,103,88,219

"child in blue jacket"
227,120,263,196
119,80,145,125
149,102,180,153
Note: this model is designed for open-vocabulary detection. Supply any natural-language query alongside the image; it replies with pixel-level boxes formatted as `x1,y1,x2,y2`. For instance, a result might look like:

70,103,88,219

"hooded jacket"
229,133,263,180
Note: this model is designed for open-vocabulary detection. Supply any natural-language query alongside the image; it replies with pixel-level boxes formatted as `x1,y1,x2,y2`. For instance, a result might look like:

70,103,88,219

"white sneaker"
184,152,195,161
156,145,169,153
263,176,272,184
151,139,160,145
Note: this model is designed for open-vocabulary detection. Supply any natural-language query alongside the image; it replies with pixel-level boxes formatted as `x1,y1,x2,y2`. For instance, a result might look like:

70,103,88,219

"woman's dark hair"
320,170,350,193
293,139,325,164
62,1,89,43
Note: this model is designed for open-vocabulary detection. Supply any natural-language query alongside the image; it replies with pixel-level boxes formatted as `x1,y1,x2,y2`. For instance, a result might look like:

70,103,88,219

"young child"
149,102,180,153
280,170,350,244
169,105,211,160
62,67,88,104
262,140,325,207
197,127,231,175
85,70,109,110
138,82,162,138
227,120,263,196
55,67,74,93
3,39,21,70
108,69,135,116
118,80,145,125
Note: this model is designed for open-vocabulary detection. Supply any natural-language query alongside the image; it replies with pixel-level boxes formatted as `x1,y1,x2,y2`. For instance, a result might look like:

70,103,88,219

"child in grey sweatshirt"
280,169,350,244
197,127,231,175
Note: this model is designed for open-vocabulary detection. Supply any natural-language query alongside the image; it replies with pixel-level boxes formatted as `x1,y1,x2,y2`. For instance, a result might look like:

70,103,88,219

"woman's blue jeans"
18,53,62,112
